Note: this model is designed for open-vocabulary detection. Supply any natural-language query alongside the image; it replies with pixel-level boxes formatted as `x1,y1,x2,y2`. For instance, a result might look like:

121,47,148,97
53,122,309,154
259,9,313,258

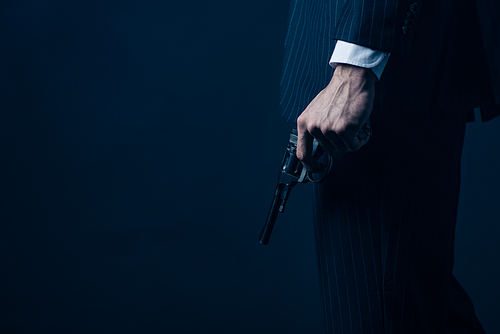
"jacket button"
402,25,413,35
409,3,419,12
406,11,415,19
404,18,414,26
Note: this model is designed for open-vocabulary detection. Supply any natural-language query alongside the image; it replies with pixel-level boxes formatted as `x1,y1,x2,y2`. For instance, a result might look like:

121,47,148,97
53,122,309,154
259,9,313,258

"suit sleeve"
333,0,422,58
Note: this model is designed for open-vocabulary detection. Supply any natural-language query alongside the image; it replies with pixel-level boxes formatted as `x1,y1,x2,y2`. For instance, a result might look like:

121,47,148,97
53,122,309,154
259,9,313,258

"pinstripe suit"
280,0,499,333
280,0,500,123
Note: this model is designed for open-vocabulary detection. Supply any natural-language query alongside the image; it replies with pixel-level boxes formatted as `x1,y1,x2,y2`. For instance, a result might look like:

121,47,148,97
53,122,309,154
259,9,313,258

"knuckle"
296,115,307,130
296,150,305,161
320,124,334,136
296,148,309,162
308,125,321,136
334,124,350,138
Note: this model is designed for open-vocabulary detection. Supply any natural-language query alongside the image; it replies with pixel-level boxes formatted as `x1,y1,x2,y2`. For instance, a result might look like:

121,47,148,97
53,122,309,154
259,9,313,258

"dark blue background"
0,1,498,333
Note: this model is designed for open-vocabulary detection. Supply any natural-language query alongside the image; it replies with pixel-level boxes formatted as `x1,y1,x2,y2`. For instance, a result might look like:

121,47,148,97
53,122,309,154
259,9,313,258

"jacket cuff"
329,41,390,80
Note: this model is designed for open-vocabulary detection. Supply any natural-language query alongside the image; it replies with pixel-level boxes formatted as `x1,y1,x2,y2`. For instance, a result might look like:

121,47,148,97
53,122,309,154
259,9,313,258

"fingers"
297,119,372,171
296,120,323,173
312,119,368,153
337,122,372,151
338,132,370,151
335,124,370,152
322,127,349,153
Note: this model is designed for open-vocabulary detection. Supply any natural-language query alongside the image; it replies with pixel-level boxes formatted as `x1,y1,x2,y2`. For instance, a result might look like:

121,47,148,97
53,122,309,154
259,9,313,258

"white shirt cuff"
329,41,390,81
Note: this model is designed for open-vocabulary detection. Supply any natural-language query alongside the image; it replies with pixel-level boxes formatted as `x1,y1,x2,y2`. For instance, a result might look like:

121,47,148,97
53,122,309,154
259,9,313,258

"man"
280,0,500,332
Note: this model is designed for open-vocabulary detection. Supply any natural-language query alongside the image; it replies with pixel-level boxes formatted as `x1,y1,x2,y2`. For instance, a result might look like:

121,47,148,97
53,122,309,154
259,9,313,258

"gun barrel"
259,195,281,245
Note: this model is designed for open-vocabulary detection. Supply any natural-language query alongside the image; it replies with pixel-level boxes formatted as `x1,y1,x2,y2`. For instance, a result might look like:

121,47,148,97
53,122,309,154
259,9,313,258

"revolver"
259,122,372,245
258,129,332,245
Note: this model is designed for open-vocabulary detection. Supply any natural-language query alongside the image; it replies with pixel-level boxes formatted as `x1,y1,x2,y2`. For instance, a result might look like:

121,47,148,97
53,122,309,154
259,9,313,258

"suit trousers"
311,105,485,333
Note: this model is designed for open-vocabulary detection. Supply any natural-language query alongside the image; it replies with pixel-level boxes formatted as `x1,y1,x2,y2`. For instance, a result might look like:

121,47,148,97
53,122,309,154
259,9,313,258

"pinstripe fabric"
332,0,420,57
280,0,500,123
311,106,485,333
279,1,498,332
280,0,338,123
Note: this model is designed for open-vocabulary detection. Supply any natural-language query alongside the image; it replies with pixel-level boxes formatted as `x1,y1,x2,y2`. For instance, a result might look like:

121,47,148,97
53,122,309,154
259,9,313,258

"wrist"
334,63,377,83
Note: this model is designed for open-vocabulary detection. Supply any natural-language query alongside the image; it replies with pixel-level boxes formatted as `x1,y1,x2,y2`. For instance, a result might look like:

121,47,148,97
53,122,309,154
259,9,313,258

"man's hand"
296,63,376,172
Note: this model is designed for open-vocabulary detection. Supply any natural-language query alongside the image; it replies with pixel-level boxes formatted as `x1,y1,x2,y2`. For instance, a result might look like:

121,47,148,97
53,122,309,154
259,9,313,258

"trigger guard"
307,154,333,183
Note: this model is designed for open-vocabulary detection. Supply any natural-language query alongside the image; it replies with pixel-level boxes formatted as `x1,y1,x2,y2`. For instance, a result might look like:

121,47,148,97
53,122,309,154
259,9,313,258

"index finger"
296,127,322,173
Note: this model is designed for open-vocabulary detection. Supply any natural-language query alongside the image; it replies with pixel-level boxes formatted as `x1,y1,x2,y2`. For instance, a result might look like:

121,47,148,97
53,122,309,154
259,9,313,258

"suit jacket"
280,0,500,123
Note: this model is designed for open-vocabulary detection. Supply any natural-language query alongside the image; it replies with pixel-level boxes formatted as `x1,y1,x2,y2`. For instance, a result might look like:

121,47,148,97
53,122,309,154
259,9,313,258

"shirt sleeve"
330,40,391,81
